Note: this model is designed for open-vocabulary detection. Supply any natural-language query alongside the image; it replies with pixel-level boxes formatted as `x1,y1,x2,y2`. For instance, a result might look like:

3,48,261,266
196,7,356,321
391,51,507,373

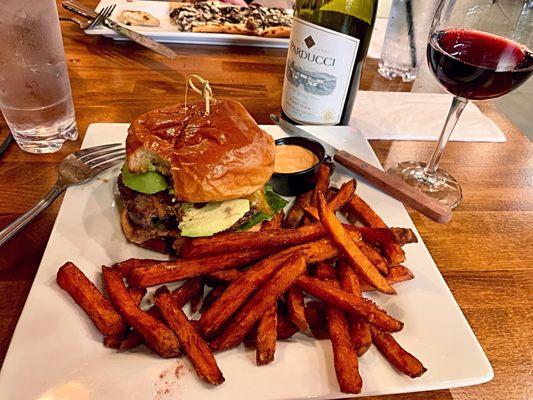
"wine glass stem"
424,96,469,176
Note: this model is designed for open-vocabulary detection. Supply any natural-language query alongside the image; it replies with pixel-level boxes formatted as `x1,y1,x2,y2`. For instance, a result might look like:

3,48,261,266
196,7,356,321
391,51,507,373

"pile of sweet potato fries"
57,165,426,393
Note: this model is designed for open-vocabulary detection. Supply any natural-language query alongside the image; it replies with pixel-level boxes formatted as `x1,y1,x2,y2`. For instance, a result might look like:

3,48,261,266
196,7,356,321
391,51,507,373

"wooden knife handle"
334,150,452,224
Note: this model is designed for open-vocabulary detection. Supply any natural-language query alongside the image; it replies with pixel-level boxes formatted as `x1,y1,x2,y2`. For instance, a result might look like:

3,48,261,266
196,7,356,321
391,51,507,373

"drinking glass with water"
378,0,440,82
0,0,77,153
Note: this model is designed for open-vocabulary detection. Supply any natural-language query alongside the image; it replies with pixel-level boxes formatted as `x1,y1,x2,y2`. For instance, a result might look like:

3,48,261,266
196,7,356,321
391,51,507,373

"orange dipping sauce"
274,144,319,174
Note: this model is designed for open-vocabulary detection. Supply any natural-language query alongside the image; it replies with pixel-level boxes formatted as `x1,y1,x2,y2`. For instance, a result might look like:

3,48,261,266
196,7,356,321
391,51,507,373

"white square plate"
0,123,492,400
86,0,290,48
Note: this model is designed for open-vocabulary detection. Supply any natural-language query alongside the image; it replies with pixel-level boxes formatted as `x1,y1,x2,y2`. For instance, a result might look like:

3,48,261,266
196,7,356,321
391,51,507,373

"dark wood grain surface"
0,2,531,399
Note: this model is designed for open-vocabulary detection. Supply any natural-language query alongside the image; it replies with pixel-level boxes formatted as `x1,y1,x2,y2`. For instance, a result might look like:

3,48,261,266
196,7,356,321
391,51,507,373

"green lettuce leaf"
237,184,288,231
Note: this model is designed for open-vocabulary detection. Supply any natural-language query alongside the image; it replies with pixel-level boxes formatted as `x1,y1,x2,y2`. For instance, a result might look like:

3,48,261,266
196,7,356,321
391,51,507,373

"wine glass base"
388,161,463,209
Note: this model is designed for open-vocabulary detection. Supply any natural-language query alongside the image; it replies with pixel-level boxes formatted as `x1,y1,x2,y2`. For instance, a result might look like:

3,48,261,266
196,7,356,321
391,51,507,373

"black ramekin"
269,136,327,197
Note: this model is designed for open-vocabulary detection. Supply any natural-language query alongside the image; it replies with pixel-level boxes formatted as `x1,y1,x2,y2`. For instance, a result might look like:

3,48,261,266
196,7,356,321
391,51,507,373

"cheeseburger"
118,99,286,254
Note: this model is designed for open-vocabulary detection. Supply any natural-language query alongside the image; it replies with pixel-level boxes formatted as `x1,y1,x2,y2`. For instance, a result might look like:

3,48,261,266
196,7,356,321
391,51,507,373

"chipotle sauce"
274,144,319,174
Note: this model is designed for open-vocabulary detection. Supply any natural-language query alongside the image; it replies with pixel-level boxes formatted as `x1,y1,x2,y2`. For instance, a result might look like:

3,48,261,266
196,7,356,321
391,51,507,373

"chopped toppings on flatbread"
169,2,291,37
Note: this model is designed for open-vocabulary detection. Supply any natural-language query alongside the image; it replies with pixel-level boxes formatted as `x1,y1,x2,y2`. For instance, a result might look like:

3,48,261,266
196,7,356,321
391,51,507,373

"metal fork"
0,143,125,247
85,4,116,30
59,15,91,30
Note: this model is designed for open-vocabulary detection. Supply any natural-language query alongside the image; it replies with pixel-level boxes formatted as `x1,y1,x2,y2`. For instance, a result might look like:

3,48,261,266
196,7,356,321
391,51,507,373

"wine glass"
387,0,532,208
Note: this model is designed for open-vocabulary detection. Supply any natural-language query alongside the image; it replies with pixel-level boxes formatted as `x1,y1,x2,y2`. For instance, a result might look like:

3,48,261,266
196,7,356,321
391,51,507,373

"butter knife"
62,0,176,60
270,115,452,224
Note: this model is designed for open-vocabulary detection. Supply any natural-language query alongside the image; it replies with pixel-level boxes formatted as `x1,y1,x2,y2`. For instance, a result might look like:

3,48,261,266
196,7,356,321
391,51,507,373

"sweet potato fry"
343,195,414,266
276,315,299,339
304,179,356,221
156,279,203,310
103,332,128,349
181,219,414,260
112,258,163,279
262,210,285,230
343,194,387,228
325,188,338,204
198,237,339,338
210,252,307,351
118,330,145,350
360,265,414,292
129,248,273,288
205,269,242,284
370,325,427,378
315,263,362,394
200,285,227,314
382,241,406,266
200,254,291,337
317,193,395,295
304,301,329,339
311,164,331,207
189,280,204,314
111,280,204,352
256,304,277,365
296,275,403,332
254,211,283,365
105,280,151,350
328,179,356,210
302,163,331,225
337,261,371,356
155,289,225,385
199,252,293,338
103,287,146,347
303,206,318,222
171,278,204,307
285,286,308,331
304,301,327,329
356,226,417,266
283,190,312,228
356,227,418,246
358,241,389,276
102,267,181,358
127,287,146,306
245,314,299,343
57,262,126,335
181,223,325,259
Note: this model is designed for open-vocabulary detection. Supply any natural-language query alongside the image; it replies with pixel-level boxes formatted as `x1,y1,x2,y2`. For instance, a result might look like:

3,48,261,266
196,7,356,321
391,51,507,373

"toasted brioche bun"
126,100,275,202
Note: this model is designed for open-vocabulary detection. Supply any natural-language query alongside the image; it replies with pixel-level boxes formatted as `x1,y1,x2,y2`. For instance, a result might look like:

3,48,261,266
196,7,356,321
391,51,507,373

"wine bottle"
281,0,378,125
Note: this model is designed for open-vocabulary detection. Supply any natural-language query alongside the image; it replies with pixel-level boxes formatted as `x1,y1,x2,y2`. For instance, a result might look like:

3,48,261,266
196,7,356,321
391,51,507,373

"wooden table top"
0,3,532,399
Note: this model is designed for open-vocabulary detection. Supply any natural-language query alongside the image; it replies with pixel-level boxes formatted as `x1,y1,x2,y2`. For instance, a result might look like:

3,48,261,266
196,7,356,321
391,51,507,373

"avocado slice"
179,199,250,237
121,164,169,195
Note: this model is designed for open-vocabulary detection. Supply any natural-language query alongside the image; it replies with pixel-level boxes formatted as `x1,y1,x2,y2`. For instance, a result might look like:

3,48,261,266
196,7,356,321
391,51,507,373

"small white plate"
0,123,492,399
86,0,290,48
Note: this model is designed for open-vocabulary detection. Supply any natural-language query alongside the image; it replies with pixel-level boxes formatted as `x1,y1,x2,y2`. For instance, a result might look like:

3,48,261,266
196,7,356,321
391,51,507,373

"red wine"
427,28,533,100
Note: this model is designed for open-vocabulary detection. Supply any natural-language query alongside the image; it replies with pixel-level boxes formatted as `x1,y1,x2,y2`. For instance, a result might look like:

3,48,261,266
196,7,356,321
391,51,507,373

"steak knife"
62,0,176,60
270,114,452,224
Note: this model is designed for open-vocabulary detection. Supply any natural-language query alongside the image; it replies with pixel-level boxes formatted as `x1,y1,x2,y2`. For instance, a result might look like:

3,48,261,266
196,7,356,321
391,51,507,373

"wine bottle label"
282,17,360,125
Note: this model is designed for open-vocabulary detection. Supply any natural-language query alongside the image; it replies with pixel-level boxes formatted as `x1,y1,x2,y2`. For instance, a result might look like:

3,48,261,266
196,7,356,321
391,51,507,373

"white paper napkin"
350,91,506,142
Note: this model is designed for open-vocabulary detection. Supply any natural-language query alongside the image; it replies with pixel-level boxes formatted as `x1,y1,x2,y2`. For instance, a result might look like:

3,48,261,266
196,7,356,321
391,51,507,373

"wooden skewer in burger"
118,75,286,254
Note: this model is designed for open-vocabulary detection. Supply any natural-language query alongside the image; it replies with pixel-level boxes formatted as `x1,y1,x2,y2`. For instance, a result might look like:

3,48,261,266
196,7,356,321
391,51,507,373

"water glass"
378,0,440,82
0,0,78,154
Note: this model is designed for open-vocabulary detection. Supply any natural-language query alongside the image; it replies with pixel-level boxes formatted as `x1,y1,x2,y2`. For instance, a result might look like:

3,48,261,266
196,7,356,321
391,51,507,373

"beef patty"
118,174,260,232
118,175,182,229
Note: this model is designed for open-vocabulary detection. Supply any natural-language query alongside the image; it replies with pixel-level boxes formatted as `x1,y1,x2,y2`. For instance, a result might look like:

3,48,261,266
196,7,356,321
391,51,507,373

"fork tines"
75,143,125,174
85,4,116,30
